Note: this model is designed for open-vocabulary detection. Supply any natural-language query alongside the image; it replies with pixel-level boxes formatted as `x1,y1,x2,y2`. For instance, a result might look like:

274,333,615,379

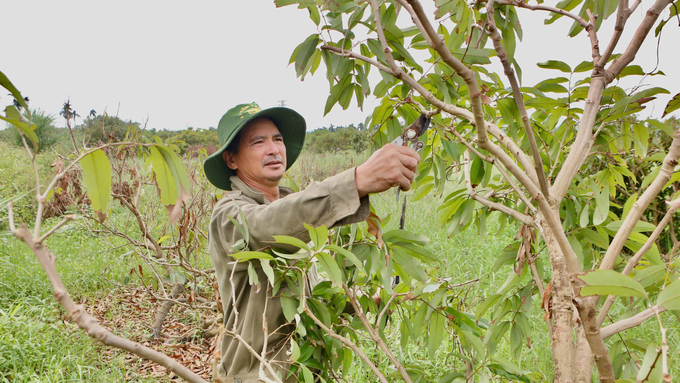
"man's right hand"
355,144,421,197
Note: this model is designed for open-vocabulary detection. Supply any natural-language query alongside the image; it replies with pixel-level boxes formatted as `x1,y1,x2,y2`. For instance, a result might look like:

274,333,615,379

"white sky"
1,1,678,132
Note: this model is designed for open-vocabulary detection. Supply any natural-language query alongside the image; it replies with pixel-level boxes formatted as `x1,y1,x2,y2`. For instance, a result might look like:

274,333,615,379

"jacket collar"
229,175,294,204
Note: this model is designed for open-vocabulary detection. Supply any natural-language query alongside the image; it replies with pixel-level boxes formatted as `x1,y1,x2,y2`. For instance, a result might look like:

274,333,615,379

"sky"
1,1,678,132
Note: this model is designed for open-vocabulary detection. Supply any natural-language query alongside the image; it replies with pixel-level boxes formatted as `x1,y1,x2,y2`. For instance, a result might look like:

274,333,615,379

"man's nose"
264,139,280,156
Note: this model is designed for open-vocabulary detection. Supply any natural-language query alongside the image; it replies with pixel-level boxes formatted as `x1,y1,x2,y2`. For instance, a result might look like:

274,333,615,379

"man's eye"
275,137,284,142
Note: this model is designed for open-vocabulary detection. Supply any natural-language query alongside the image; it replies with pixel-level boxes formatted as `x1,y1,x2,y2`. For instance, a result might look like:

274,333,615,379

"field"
0,140,677,382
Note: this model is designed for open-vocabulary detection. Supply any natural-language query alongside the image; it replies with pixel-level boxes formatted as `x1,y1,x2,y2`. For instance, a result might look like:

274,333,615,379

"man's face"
223,117,287,190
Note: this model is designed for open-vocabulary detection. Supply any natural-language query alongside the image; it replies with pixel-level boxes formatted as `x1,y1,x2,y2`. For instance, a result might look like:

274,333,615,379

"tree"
267,0,680,381
60,98,80,149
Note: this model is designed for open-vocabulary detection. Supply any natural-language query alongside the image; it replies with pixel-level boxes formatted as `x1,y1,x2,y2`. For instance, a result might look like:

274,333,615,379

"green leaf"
294,34,320,78
273,235,310,251
383,230,430,246
300,364,315,383
325,244,366,274
155,145,191,222
1,106,39,148
232,251,275,261
452,48,495,65
392,246,428,281
80,149,111,222
657,279,680,309
290,339,301,362
259,260,275,287
605,220,656,233
428,312,445,358
486,321,511,355
475,294,501,318
593,181,610,226
247,262,260,288
663,92,680,118
281,296,298,322
0,71,29,110
580,228,609,249
578,270,648,298
470,154,484,186
537,60,572,73
636,343,661,382
305,223,328,249
149,146,177,206
634,265,666,289
438,371,465,383
317,252,343,287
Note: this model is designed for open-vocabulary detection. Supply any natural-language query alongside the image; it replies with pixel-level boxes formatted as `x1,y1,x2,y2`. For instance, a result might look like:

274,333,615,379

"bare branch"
485,1,550,198
585,9,602,65
37,215,74,244
600,305,667,339
601,130,680,270
496,0,589,28
604,0,674,83
405,0,488,143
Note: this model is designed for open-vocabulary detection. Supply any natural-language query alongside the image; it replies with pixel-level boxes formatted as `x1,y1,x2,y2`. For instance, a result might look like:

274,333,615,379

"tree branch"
600,130,680,271
13,224,207,383
485,1,550,198
600,305,667,339
405,0,488,143
346,285,413,383
496,0,589,28
597,200,677,325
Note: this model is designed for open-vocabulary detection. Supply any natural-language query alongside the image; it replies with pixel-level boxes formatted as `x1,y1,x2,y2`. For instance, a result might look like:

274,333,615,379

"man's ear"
223,151,238,170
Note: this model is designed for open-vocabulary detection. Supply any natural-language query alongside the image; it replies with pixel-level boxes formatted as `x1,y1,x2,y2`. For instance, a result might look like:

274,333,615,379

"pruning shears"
390,113,431,152
388,114,431,288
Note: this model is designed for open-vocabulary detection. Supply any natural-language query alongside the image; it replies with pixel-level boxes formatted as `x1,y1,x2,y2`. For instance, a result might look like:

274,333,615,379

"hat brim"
204,107,306,190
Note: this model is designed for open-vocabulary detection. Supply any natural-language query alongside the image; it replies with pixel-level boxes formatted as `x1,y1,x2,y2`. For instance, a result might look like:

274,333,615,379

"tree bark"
574,325,594,383
540,224,574,382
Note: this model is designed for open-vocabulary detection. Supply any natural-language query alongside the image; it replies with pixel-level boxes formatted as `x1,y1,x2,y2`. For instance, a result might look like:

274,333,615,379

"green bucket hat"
203,102,306,190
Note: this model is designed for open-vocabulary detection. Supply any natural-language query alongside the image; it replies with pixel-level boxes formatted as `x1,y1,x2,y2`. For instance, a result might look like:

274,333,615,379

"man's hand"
355,144,421,197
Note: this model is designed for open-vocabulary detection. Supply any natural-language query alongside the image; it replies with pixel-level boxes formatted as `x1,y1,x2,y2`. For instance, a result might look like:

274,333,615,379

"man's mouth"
264,160,282,167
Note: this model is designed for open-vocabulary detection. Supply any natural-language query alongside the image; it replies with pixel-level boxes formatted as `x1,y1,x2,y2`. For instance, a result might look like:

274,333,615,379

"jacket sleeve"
210,168,370,260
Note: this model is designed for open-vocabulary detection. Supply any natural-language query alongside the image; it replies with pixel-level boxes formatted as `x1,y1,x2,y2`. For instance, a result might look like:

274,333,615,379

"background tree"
8,109,57,152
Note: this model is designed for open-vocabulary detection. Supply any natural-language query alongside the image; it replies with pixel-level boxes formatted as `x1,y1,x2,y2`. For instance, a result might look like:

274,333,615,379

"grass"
0,143,678,382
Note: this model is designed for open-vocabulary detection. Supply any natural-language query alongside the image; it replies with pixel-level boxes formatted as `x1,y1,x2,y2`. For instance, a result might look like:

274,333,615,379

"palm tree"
59,98,79,150
10,109,56,151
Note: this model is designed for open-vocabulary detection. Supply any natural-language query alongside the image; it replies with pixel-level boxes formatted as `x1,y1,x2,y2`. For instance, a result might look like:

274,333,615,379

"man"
204,102,420,383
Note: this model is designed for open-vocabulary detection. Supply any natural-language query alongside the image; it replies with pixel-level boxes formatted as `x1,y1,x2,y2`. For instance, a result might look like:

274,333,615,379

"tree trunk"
541,222,575,382
574,324,594,382
151,282,185,340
